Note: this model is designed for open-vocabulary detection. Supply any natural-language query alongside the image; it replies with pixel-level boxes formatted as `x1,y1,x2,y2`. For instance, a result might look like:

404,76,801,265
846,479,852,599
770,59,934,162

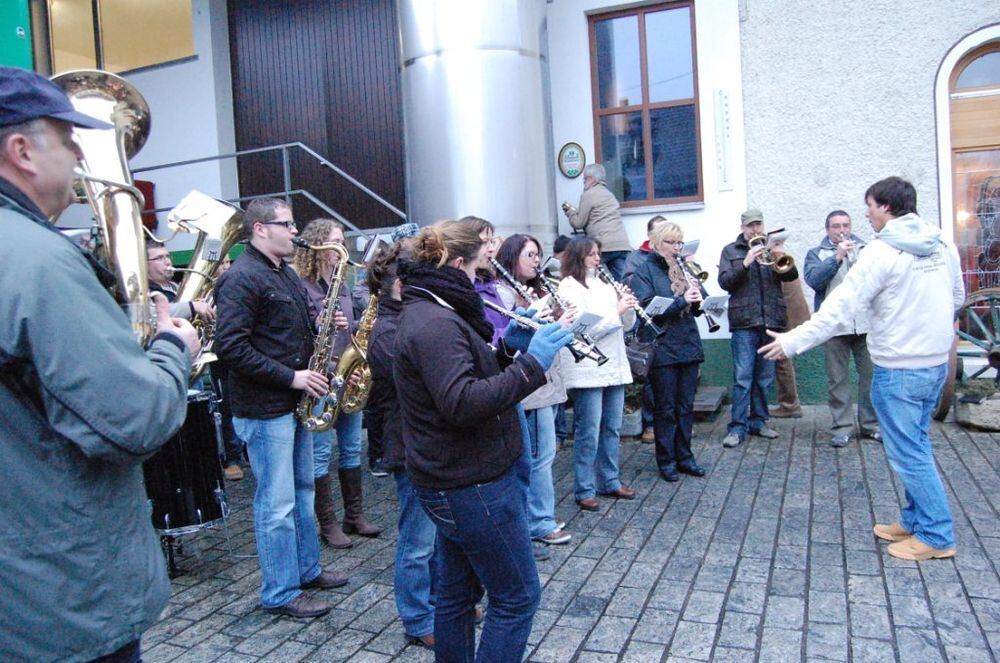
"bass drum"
143,391,228,534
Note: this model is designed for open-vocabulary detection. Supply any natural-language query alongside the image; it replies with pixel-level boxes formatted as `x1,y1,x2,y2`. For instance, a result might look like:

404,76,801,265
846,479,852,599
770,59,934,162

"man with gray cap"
717,208,799,448
0,67,199,661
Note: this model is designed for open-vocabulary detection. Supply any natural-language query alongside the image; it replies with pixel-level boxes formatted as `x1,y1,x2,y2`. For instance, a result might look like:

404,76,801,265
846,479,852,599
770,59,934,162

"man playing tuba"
0,66,199,661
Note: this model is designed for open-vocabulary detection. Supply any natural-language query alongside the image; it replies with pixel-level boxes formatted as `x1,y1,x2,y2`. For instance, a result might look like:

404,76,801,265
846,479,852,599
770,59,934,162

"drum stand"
157,484,231,578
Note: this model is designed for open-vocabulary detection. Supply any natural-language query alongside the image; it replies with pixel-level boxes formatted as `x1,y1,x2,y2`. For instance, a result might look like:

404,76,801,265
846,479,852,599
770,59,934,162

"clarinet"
488,257,539,305
537,275,607,361
482,299,608,366
595,263,665,337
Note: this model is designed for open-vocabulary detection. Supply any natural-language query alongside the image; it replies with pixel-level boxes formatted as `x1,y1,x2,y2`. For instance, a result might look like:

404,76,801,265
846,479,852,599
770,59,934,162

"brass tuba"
166,191,245,378
748,233,795,274
328,293,378,423
293,239,352,432
52,70,153,344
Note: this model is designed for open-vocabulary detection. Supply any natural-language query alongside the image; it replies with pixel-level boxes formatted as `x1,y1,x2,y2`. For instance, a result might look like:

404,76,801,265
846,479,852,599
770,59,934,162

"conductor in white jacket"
760,177,964,562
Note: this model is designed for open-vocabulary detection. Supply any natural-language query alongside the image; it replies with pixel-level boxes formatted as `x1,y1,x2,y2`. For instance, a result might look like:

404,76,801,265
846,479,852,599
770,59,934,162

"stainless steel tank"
398,0,555,242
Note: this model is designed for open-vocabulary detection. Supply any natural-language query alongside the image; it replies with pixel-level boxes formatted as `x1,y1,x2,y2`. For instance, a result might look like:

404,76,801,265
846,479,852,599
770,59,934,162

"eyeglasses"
521,251,539,259
259,220,296,230
147,254,170,262
662,240,683,246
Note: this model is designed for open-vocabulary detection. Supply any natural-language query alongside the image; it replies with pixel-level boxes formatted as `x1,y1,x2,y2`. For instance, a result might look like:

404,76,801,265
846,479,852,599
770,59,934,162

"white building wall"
739,1,999,298
546,0,747,304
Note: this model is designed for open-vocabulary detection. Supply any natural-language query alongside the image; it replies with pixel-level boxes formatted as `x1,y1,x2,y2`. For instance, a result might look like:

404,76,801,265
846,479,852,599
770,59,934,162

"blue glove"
527,323,574,371
502,307,535,353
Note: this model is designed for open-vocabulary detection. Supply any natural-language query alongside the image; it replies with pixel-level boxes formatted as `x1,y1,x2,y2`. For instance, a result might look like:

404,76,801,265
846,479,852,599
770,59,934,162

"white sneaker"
722,433,742,448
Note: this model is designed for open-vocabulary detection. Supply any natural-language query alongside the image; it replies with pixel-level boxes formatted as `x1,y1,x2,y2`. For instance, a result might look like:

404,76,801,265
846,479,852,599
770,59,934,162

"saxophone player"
215,198,349,619
293,218,382,550
0,67,199,661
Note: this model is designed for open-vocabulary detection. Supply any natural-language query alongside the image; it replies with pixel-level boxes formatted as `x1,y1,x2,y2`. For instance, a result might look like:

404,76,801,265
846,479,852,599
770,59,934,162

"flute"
595,263,665,337
482,299,608,366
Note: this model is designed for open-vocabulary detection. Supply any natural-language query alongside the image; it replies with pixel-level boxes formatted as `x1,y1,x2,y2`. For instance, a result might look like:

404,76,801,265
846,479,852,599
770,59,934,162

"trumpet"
595,263,665,337
839,232,859,266
748,232,795,274
678,259,721,333
482,299,608,366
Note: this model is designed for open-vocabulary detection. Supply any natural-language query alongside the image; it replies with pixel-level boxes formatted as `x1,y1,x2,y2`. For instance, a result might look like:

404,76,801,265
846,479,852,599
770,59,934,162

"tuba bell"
51,70,153,344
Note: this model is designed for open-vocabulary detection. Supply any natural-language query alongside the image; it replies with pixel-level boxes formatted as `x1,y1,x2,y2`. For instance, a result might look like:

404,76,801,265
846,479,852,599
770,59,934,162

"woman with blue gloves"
393,219,572,662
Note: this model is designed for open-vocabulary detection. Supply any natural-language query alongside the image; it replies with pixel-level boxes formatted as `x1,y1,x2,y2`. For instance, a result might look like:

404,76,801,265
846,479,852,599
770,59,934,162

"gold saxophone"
328,294,378,423
51,70,153,344
295,241,351,432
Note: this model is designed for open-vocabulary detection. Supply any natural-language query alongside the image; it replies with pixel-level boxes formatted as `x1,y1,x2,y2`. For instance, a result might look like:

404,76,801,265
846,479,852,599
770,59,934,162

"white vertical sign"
714,89,733,192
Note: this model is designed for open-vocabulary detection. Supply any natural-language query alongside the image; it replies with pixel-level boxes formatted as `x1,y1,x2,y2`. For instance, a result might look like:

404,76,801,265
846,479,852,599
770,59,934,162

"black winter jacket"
717,233,798,331
393,287,547,490
627,252,705,366
214,244,315,418
366,296,403,471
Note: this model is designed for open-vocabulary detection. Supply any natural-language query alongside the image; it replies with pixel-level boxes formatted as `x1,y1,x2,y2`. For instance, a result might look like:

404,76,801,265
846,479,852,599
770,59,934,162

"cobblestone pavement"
142,407,1000,662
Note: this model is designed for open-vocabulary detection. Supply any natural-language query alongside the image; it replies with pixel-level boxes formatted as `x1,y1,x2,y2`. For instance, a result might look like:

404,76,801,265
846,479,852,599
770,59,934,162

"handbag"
625,335,655,379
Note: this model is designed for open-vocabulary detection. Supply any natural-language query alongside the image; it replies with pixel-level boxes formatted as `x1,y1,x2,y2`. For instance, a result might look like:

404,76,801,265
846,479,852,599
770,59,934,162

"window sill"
619,201,706,215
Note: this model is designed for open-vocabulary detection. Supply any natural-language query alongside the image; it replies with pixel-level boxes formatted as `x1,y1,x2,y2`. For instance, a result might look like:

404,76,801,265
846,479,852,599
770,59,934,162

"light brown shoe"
224,464,244,481
641,427,655,443
887,536,956,561
873,522,911,543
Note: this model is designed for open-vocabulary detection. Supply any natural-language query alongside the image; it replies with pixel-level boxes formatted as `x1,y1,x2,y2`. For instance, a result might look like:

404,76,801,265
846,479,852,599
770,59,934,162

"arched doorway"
950,41,1000,291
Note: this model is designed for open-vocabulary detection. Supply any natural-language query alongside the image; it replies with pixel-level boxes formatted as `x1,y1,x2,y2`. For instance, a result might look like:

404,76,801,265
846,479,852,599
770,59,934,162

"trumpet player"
215,198,349,619
562,163,632,280
718,208,799,449
803,210,880,447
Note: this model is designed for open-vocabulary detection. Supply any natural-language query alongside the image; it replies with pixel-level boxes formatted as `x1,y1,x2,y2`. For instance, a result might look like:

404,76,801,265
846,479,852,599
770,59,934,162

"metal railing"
132,142,407,237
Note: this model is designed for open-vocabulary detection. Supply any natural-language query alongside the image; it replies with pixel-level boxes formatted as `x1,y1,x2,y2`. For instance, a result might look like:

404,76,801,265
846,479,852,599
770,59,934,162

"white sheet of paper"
702,295,730,317
644,296,673,316
568,312,602,336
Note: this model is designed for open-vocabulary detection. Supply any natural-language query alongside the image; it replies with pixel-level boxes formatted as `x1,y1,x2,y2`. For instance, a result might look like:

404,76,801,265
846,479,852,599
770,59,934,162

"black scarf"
400,261,494,342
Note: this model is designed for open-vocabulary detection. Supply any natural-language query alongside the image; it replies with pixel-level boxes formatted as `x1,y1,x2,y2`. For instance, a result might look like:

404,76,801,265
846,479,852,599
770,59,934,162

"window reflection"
646,7,694,103
600,112,645,201
651,105,698,199
594,15,641,109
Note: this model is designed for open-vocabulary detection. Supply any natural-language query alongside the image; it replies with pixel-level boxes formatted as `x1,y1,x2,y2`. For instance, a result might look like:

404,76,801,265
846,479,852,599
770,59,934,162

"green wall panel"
701,338,863,406
0,1,33,69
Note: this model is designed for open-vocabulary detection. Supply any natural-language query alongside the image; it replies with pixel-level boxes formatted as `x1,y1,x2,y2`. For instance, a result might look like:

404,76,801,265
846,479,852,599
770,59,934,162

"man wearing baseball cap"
717,208,799,448
0,66,200,661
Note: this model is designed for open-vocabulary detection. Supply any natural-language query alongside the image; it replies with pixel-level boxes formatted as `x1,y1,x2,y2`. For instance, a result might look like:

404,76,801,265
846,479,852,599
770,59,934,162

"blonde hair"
650,221,683,248
292,218,345,282
412,219,484,268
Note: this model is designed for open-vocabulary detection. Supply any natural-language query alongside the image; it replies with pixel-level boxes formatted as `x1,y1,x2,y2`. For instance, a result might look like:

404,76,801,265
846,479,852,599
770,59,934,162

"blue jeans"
233,414,321,608
871,364,955,549
312,408,363,477
554,401,570,442
569,385,625,501
415,467,540,662
394,471,437,638
524,405,558,538
649,362,699,469
729,327,775,437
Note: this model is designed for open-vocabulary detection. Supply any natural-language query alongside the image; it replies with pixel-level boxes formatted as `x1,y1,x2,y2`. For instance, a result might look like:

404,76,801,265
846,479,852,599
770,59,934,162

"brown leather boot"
339,467,383,537
314,474,352,549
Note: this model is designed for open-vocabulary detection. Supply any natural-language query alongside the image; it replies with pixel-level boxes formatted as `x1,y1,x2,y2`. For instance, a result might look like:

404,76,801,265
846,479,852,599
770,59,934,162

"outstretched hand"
757,329,787,361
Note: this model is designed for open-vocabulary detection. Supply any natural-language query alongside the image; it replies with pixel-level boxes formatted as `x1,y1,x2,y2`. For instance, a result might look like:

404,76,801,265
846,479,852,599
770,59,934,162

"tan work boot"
887,536,956,561
873,522,911,543
314,474,352,549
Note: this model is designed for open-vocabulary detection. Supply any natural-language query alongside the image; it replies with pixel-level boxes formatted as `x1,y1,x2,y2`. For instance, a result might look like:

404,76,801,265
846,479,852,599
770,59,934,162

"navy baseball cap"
0,66,112,129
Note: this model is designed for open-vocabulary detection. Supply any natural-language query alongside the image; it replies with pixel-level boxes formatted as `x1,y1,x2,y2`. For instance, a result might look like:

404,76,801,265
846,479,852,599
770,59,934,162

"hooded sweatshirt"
780,213,964,369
